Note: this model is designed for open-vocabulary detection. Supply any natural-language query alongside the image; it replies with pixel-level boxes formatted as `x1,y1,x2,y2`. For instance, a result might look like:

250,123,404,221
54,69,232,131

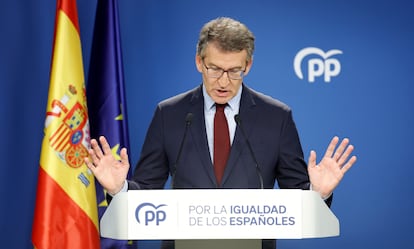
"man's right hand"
84,136,130,195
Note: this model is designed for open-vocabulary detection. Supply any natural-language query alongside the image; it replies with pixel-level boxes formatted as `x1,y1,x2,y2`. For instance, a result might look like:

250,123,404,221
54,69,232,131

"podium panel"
100,189,339,241
176,239,261,249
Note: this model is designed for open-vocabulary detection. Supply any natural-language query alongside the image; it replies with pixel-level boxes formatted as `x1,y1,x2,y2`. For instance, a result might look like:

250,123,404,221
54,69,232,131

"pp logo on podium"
135,202,167,226
294,47,343,83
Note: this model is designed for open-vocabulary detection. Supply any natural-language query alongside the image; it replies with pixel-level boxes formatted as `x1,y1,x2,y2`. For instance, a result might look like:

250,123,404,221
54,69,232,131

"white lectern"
101,189,339,249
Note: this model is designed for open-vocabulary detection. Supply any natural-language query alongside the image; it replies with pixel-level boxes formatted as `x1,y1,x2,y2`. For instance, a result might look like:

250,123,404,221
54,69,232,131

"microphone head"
234,114,241,124
185,112,193,124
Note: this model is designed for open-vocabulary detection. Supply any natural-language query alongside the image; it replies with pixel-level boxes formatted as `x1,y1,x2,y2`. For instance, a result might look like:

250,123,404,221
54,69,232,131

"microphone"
171,112,193,189
234,114,264,189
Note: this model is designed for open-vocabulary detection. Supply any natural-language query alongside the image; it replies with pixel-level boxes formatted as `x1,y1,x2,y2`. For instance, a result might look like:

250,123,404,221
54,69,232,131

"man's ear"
243,57,253,76
195,55,203,73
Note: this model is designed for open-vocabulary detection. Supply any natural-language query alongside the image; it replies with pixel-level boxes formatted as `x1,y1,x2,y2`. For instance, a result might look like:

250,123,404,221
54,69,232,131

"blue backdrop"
1,0,413,248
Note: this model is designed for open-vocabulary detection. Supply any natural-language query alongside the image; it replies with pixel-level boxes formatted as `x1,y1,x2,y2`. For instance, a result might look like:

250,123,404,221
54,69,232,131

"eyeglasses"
202,61,246,80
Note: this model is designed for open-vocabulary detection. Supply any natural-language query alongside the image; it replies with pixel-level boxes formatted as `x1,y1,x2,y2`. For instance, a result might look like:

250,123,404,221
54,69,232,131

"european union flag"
87,0,135,248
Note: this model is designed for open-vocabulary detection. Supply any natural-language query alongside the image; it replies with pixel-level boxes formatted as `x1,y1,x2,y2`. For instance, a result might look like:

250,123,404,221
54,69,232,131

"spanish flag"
32,0,100,248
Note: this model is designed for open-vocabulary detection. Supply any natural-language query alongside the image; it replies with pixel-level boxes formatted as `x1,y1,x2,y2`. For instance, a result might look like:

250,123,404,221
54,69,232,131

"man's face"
196,44,252,104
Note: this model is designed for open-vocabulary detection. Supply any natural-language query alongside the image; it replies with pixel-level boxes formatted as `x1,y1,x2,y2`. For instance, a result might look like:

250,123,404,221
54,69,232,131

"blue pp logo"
135,202,167,226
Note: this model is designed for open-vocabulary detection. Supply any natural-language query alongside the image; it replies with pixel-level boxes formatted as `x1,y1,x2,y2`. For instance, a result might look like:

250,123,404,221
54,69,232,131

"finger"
341,155,357,174
88,148,101,166
99,136,113,155
120,147,129,166
84,157,96,173
91,138,104,159
333,138,349,161
324,136,339,158
308,150,317,168
337,144,354,166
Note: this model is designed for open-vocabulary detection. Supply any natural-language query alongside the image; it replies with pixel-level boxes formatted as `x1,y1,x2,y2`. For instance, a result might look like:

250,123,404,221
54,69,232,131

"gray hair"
196,17,255,62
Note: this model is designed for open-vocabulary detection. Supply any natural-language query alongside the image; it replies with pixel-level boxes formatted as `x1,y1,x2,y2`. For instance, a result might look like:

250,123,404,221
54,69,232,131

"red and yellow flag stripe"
32,1,99,248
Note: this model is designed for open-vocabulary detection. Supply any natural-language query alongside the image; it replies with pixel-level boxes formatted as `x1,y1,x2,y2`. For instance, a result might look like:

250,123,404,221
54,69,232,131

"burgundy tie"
214,104,230,185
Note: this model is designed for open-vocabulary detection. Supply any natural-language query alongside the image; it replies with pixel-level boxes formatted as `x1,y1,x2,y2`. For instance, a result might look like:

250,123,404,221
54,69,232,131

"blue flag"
87,0,135,248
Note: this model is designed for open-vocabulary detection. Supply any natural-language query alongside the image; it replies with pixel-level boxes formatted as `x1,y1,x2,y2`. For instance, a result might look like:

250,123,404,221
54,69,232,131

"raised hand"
308,136,357,199
84,136,130,195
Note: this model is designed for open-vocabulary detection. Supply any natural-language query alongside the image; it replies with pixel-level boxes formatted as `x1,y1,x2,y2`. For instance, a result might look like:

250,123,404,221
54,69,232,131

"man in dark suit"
85,17,356,249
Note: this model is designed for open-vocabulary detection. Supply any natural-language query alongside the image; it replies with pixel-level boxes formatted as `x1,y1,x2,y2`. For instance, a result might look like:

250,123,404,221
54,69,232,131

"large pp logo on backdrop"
135,202,167,225
294,47,343,83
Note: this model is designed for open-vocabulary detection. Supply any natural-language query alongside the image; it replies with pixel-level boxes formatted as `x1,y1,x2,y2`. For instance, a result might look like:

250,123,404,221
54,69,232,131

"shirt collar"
202,84,243,111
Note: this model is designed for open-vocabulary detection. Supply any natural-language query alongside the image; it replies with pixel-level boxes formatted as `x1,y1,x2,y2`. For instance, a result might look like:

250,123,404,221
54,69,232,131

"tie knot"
216,104,226,112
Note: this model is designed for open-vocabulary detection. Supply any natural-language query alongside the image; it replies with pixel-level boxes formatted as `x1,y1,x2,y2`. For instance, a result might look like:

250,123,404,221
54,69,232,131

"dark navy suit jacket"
127,84,330,248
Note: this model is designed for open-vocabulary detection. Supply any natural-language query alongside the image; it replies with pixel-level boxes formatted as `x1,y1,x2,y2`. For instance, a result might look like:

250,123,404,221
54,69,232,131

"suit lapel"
188,85,217,186
222,85,258,186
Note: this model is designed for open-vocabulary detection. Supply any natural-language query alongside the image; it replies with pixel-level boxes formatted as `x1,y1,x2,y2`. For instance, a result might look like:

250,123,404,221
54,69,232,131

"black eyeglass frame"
202,60,246,80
